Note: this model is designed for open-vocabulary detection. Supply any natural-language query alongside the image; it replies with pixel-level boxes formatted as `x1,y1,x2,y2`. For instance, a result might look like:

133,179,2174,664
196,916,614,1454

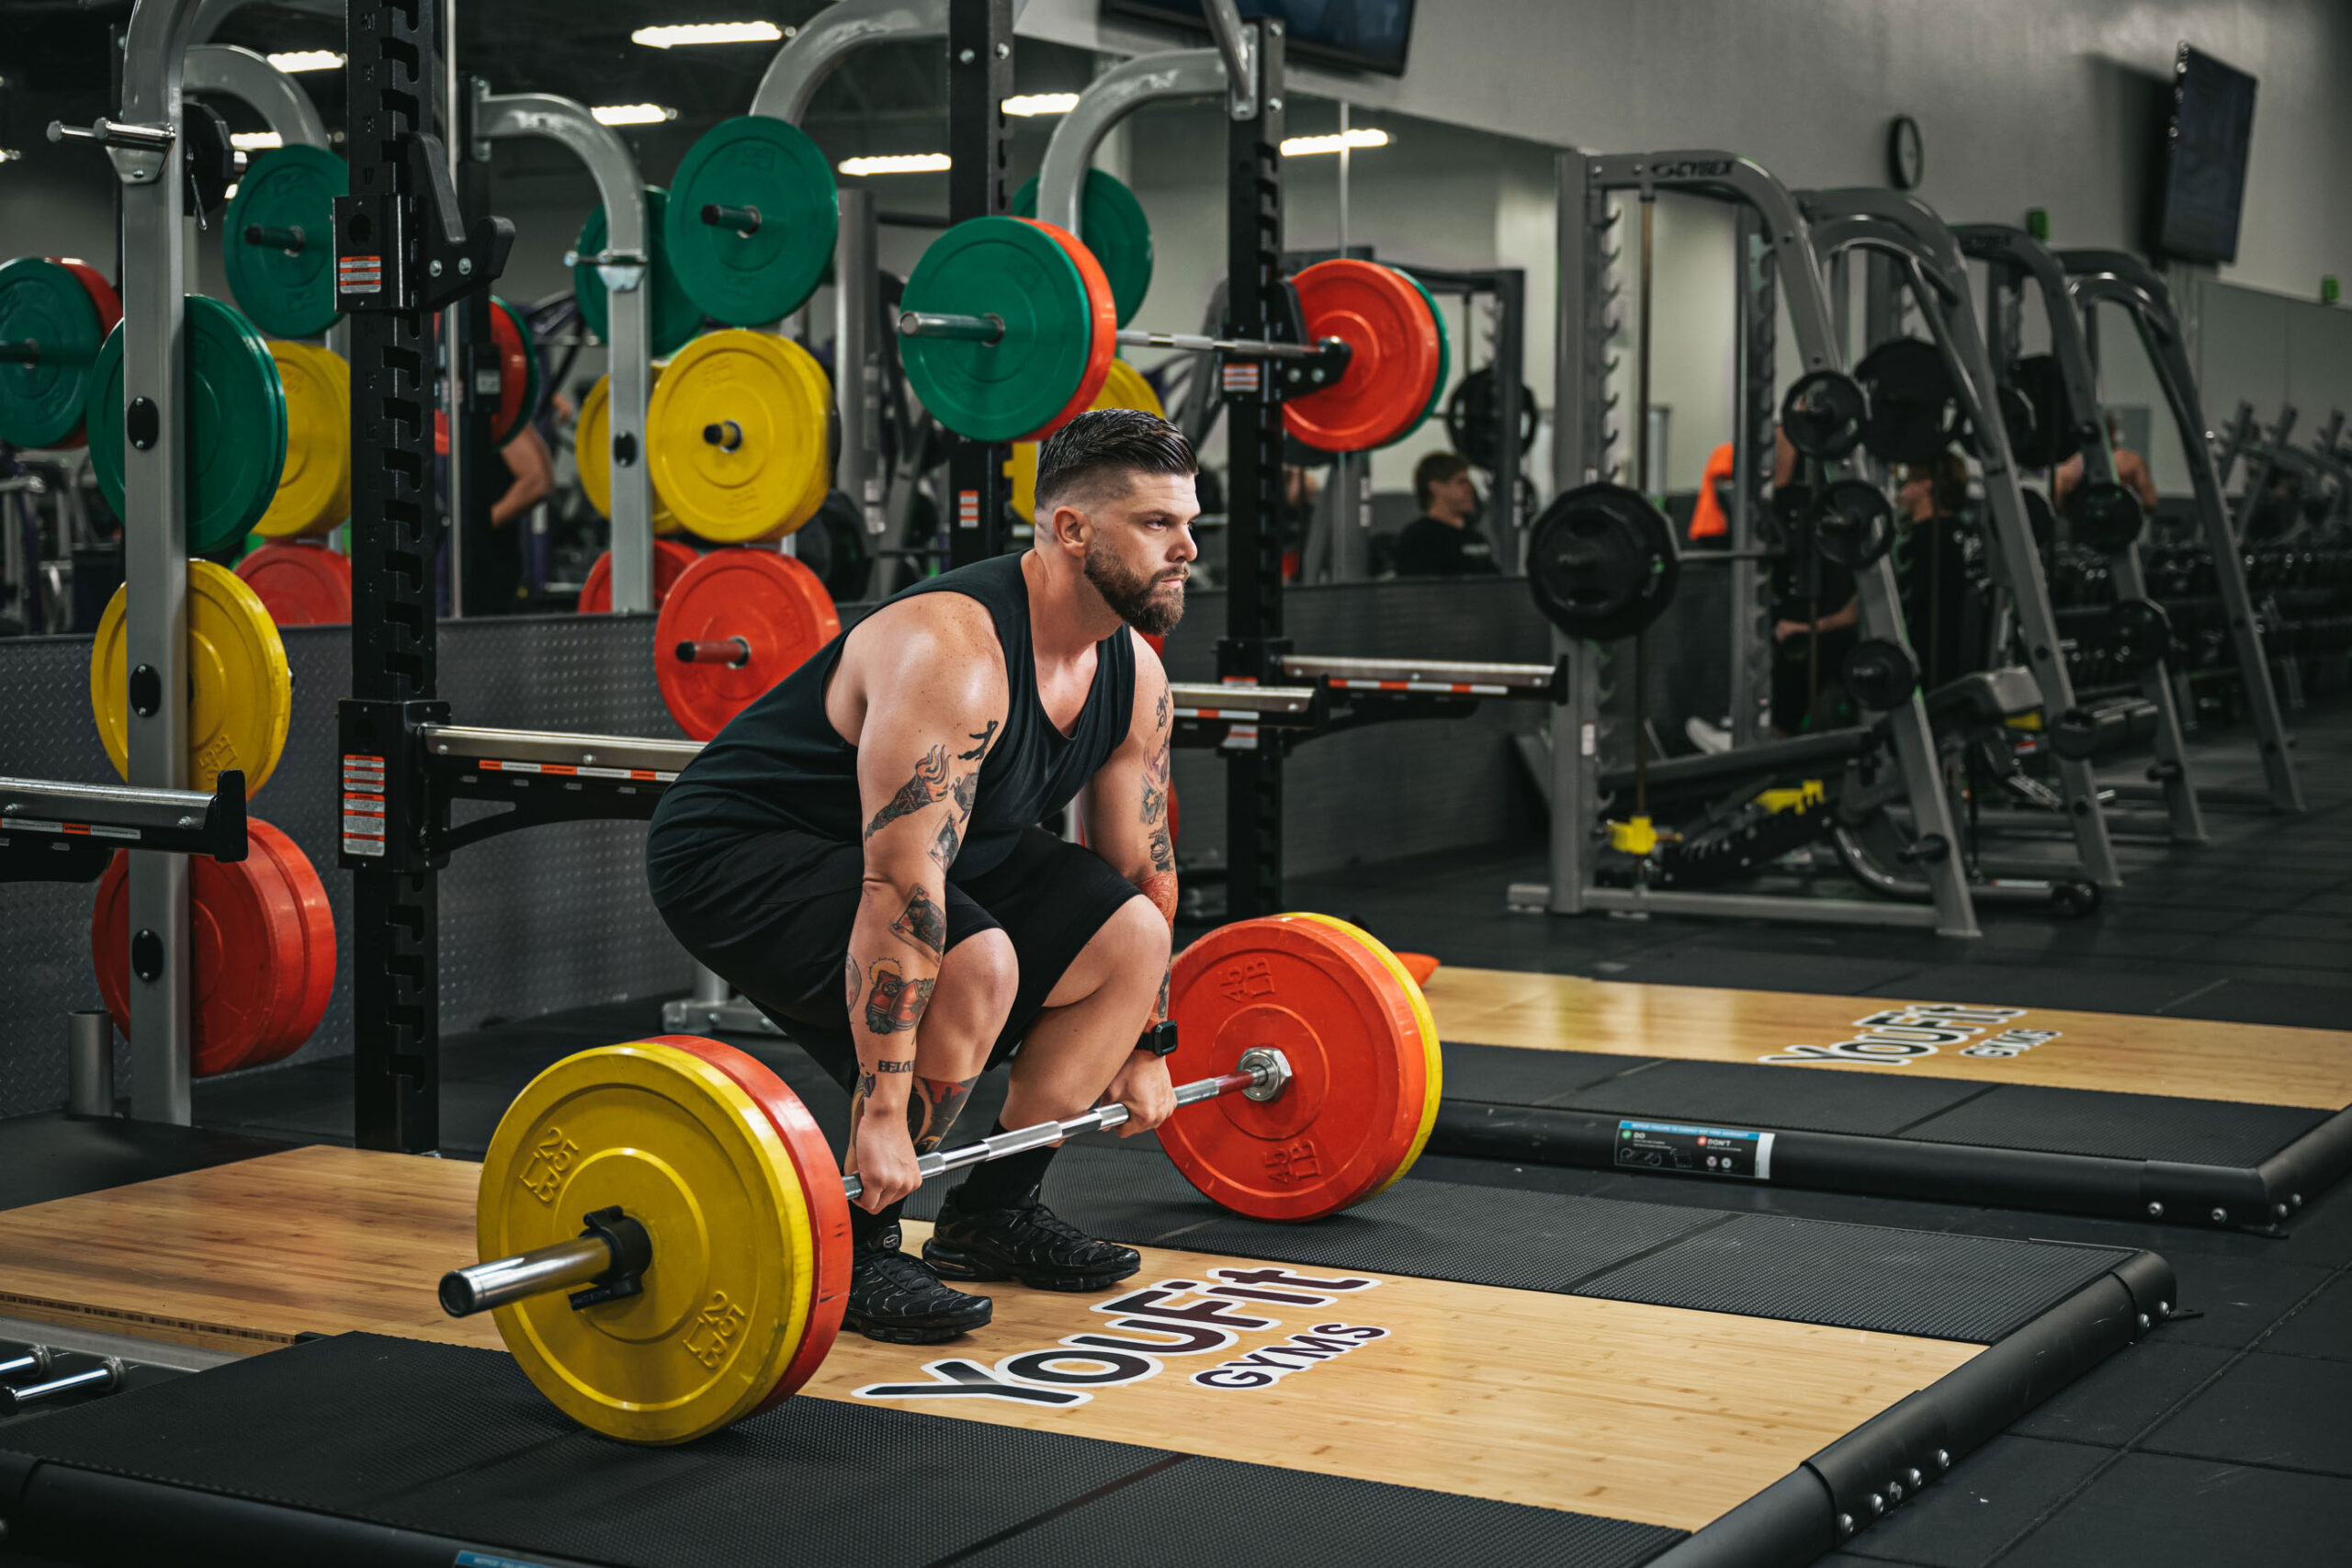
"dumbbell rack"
1533,152,1979,937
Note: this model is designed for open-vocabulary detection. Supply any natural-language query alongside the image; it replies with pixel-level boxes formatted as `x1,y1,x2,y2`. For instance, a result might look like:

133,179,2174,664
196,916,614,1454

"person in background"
1895,446,1976,692
1687,440,1736,547
1395,451,1499,576
2052,412,2159,515
462,423,555,614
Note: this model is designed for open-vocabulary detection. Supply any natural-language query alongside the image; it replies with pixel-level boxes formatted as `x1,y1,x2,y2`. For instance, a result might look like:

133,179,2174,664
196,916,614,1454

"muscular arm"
2118,448,2159,512
1082,634,1178,1019
839,606,1008,1205
492,425,555,527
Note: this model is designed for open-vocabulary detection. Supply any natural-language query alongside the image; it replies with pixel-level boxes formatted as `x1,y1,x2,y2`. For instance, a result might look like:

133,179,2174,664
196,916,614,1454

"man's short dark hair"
1035,408,1196,514
1414,450,1472,509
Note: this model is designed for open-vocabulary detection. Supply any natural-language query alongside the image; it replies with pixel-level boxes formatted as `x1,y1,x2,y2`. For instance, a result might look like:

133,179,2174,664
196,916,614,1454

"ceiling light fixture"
1280,128,1390,156
266,51,344,73
838,152,951,175
592,104,678,127
632,21,788,49
231,130,283,152
1002,93,1080,117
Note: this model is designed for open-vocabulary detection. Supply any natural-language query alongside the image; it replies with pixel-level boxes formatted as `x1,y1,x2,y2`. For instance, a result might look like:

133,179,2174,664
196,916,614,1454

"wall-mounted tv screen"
2152,44,2256,265
1103,1,1418,78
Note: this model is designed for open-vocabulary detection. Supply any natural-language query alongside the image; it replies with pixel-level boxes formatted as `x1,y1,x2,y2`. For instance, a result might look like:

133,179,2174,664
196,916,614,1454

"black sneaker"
922,1185,1142,1292
842,1224,994,1344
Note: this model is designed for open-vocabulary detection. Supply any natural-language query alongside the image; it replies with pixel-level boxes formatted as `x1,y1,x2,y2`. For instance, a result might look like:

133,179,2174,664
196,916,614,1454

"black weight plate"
1442,367,1539,471
1855,339,1957,464
1841,637,1919,709
1526,481,1679,641
2008,355,2080,468
1996,383,2039,465
2067,479,2144,553
2021,487,2058,558
2102,597,2172,672
1810,479,1896,567
1780,370,1866,460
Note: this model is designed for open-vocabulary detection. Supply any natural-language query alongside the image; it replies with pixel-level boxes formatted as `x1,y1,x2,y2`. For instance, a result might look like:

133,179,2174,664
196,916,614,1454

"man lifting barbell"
647,408,1199,1345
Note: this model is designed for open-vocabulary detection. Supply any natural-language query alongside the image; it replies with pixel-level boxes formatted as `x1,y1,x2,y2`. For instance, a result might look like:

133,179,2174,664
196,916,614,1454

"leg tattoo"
904,1074,979,1155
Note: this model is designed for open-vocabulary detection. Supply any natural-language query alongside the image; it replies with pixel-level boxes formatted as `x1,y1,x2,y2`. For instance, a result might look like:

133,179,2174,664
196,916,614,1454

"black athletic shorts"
648,823,1144,1094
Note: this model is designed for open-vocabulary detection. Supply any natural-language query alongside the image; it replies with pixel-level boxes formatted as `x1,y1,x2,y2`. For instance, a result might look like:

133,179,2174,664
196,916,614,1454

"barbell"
436,913,1442,1444
896,216,1443,451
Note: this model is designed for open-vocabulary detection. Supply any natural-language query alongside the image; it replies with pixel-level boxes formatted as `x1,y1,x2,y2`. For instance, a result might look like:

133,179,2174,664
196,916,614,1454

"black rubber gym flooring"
79,692,2352,1565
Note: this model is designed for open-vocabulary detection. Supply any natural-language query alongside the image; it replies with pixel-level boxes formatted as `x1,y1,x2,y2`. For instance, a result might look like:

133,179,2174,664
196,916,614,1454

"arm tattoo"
904,1074,979,1155
1154,687,1170,731
1148,823,1174,874
865,744,951,839
843,953,863,1014
957,720,1000,761
876,1059,915,1072
891,886,948,956
951,770,978,818
929,815,961,872
1155,970,1170,1022
863,958,934,1035
1142,781,1166,827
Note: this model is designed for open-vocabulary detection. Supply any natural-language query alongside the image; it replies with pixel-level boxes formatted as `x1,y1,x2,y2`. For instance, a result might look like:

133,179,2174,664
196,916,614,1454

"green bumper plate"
221,144,347,340
667,116,840,328
1012,168,1153,328
0,257,108,448
87,296,288,552
575,186,705,358
901,217,1093,444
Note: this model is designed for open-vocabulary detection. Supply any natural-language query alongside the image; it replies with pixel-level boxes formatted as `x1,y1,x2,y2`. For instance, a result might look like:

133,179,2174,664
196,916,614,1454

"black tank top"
650,552,1136,880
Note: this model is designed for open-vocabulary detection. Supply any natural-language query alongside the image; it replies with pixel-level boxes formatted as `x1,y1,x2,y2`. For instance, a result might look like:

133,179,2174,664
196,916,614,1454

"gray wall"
1032,0,2352,301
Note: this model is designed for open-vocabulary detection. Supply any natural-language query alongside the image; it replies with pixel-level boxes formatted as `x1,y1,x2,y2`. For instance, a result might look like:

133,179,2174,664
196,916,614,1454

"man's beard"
1083,547,1185,637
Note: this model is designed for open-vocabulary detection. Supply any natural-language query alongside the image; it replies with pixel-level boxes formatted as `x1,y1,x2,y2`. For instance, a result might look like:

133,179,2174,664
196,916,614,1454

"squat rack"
1800,190,2122,888
1533,151,1979,937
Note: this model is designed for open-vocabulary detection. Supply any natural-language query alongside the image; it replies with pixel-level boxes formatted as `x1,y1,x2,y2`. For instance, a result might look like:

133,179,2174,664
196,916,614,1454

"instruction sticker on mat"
1617,1120,1774,1179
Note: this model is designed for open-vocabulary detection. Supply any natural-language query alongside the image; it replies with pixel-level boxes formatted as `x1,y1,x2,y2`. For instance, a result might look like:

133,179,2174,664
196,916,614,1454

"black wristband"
1136,1020,1178,1057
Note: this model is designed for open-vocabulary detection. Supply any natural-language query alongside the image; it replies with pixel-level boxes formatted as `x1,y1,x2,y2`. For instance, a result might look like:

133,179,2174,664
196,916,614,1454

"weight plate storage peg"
86,295,288,553
90,559,293,796
90,820,311,1077
653,547,841,740
1282,258,1441,453
236,541,352,626
221,146,347,340
578,537,699,615
1780,369,1868,460
1525,482,1681,641
1012,168,1154,328
646,331,832,542
251,342,351,538
1161,914,1435,1219
575,188,706,359
0,256,119,448
576,370,683,536
667,117,842,329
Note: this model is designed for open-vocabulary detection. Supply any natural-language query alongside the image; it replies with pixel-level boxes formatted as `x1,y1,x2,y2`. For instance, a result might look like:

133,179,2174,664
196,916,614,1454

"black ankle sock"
849,1197,905,1251
955,1120,1057,1209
